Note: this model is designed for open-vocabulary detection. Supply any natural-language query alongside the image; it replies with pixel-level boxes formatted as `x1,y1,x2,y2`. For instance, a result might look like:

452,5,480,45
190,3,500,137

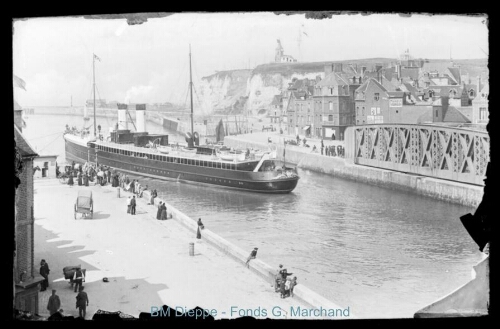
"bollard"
117,187,120,198
189,242,194,256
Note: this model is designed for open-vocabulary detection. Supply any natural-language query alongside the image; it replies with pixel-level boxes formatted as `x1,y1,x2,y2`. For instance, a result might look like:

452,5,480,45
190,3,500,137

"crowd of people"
274,264,298,299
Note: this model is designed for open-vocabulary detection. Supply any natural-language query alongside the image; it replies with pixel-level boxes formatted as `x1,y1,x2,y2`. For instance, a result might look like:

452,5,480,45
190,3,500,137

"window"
329,87,334,95
469,89,475,98
435,110,438,118
479,107,487,121
374,93,380,101
328,115,333,121
329,101,333,111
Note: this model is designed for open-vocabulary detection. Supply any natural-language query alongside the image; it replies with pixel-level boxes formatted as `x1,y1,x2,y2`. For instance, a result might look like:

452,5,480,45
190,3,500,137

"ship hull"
64,136,299,193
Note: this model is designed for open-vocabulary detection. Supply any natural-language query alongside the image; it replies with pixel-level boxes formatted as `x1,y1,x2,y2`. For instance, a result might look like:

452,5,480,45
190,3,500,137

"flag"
94,54,101,62
13,75,26,90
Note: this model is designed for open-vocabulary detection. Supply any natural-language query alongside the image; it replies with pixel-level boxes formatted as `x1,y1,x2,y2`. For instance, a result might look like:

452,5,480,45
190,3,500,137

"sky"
13,12,488,107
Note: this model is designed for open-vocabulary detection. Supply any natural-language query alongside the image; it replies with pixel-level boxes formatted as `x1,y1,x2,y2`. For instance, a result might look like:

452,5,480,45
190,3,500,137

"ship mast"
93,53,96,137
189,44,194,136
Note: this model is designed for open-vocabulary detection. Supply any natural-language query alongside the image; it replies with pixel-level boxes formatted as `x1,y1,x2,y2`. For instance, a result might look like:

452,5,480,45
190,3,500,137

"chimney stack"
135,104,146,132
324,64,334,75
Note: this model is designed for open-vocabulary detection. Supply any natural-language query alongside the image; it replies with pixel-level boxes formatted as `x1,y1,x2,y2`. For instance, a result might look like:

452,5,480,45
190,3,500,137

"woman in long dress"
149,190,157,205
77,172,82,186
160,203,167,220
156,202,163,220
68,173,74,186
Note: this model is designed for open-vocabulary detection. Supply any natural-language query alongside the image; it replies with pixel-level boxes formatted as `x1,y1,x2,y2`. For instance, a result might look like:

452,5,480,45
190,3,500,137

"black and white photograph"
12,11,491,321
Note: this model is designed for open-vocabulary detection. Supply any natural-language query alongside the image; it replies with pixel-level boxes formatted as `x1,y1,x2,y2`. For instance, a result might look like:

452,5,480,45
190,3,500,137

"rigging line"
37,132,63,153
27,130,66,141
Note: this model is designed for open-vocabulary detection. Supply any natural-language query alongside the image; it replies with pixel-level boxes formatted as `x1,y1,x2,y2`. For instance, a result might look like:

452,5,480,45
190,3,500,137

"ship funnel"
117,103,128,130
135,104,146,132
185,132,194,148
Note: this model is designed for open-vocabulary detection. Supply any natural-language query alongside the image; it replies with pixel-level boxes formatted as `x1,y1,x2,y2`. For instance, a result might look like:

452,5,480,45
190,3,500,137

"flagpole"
93,54,96,137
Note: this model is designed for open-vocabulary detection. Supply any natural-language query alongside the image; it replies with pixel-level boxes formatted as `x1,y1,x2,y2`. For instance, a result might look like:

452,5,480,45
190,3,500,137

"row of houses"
270,54,488,140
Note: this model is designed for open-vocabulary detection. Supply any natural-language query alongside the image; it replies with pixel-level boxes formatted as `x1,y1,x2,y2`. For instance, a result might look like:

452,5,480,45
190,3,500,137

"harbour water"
23,110,484,318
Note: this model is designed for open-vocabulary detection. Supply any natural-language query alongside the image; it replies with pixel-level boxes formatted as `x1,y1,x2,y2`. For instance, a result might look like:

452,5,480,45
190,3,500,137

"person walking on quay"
47,289,61,316
40,259,50,291
160,202,167,220
107,168,111,183
125,175,130,188
67,172,74,186
131,196,136,215
73,267,85,293
131,179,136,194
77,172,82,186
274,264,283,292
197,218,204,230
321,139,324,149
331,146,336,157
75,286,89,319
127,196,132,214
245,247,258,268
290,276,298,297
325,145,329,156
280,278,286,298
156,202,163,220
149,189,157,205
139,185,147,198
321,144,324,155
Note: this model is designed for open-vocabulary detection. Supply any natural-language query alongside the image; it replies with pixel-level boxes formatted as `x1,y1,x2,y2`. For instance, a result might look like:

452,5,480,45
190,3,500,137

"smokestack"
135,104,146,132
117,103,128,130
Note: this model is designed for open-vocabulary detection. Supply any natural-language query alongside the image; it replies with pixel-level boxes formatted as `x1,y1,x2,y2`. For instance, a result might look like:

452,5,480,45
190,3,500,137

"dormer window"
449,89,457,97
469,89,475,98
374,93,380,101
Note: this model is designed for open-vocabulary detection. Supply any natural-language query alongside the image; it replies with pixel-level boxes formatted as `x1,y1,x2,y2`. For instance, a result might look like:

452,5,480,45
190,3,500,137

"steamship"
63,52,299,193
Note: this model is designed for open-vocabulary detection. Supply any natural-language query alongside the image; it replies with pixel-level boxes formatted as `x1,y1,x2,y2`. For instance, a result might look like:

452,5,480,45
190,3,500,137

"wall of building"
33,157,58,179
15,160,35,279
362,82,389,123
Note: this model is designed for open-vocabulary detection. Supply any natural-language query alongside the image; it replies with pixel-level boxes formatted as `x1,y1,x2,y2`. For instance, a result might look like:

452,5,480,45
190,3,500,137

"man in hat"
76,286,89,319
47,289,61,315
274,264,283,292
245,248,258,268
39,259,50,291
73,267,85,293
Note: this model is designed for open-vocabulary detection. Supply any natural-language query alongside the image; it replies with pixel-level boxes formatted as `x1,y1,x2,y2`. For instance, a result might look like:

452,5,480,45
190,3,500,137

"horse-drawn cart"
74,190,93,219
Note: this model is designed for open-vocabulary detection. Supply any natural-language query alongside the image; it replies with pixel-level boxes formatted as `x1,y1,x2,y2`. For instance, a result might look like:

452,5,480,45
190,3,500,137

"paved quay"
34,178,351,320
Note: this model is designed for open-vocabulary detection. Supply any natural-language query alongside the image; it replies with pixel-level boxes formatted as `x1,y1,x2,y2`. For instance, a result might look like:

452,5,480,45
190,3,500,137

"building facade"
472,84,489,124
33,155,58,179
14,109,44,314
313,64,361,140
